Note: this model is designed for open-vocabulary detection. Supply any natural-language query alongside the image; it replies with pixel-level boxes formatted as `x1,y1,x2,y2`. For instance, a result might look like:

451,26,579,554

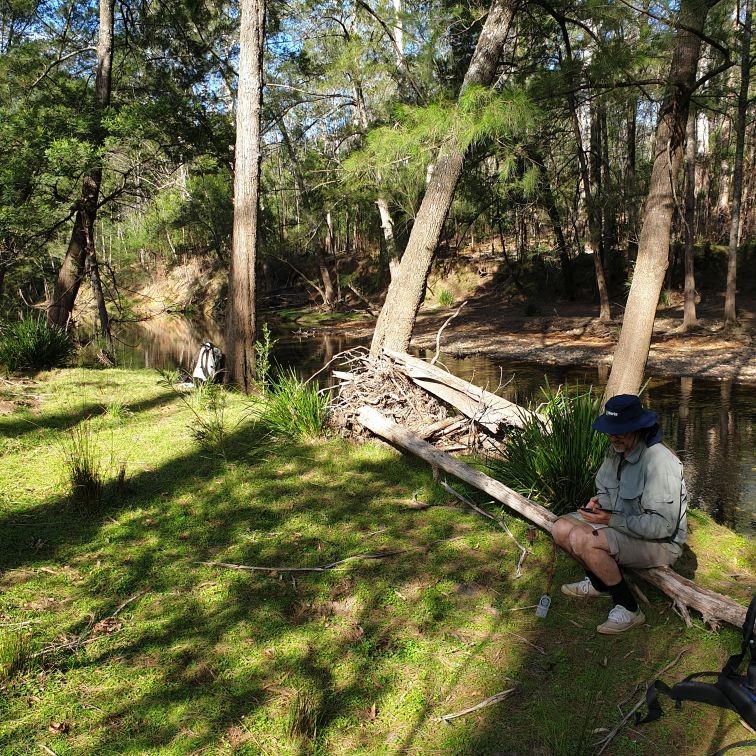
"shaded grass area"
0,369,754,754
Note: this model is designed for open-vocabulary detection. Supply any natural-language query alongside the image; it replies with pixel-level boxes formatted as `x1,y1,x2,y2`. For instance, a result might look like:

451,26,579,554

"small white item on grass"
535,594,551,618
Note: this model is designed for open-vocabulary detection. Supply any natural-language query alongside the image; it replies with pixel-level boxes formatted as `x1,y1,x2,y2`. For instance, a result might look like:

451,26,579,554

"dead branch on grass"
437,687,516,722
439,480,529,577
593,647,689,754
198,535,466,574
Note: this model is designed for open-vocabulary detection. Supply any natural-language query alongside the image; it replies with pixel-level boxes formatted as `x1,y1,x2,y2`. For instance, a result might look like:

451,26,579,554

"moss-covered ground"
0,369,754,754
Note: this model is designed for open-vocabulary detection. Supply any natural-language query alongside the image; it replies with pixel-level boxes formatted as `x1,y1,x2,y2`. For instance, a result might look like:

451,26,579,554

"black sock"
586,570,608,592
607,578,639,612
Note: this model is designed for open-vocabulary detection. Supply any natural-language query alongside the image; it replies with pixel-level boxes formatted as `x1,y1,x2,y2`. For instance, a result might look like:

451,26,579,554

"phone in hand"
580,506,609,513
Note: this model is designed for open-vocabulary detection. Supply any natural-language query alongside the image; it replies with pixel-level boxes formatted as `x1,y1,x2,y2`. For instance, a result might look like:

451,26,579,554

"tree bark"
225,0,265,392
47,0,114,329
604,0,716,399
682,109,698,331
88,248,112,346
369,0,516,355
724,0,751,325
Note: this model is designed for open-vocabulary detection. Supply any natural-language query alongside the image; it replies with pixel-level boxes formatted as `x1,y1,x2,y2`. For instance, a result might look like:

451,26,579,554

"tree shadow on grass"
0,419,749,754
0,389,181,442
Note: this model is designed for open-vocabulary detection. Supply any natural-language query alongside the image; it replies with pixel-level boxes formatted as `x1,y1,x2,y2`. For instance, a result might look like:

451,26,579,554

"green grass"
0,368,753,754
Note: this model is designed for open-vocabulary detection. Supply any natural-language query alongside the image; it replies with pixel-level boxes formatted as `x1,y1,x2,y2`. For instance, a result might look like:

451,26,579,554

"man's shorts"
565,512,681,569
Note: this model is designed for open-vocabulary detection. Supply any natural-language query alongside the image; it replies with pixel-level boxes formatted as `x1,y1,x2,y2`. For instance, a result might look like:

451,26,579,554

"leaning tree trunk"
225,0,265,392
47,0,114,329
604,0,717,399
88,247,112,346
724,0,752,326
369,0,516,354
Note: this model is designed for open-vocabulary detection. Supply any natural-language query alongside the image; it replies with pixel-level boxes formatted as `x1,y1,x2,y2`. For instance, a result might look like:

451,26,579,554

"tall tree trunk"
225,0,265,392
724,0,752,325
682,109,698,331
626,100,639,261
47,0,114,329
555,15,611,322
353,83,400,277
370,0,516,354
530,148,574,299
605,0,716,399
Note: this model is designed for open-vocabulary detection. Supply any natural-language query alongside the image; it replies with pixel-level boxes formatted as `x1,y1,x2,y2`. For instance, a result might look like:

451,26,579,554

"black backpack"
637,592,756,747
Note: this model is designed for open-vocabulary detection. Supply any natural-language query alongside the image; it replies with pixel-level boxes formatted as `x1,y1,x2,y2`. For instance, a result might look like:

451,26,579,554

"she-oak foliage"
343,85,538,194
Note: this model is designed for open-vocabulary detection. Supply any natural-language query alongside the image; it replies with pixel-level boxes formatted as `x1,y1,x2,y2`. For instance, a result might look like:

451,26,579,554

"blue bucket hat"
592,394,657,435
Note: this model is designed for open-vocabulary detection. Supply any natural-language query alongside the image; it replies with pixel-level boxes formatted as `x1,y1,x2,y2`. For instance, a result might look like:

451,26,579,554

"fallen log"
384,350,538,432
357,405,749,630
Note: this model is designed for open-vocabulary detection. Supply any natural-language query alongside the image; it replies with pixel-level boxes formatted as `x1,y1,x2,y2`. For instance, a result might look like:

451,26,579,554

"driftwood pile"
328,348,497,452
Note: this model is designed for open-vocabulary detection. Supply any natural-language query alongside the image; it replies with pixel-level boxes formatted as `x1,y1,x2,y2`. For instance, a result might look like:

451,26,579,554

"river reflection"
113,317,755,536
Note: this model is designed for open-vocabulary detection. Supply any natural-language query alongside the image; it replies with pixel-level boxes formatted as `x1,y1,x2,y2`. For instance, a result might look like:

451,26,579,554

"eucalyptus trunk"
605,0,716,399
225,0,265,392
47,0,114,329
724,0,752,325
370,0,516,354
682,109,698,331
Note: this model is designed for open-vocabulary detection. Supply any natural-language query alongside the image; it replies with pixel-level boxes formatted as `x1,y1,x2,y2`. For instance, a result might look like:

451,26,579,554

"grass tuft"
287,687,321,743
488,382,607,514
254,369,330,441
62,421,104,507
0,631,35,683
0,315,76,372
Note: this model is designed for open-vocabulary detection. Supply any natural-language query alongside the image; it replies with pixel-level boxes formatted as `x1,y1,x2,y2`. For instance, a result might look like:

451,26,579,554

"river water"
111,316,755,536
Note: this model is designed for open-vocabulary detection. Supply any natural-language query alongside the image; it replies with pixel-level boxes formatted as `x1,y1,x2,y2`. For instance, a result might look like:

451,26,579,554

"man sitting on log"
552,394,688,634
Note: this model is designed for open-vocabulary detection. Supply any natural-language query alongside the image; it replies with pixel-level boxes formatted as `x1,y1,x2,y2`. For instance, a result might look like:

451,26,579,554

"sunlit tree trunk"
605,0,716,399
724,0,751,325
225,0,265,392
47,0,114,329
370,0,516,354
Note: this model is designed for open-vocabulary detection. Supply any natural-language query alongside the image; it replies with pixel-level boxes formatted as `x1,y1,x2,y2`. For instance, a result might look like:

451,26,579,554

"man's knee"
552,517,573,546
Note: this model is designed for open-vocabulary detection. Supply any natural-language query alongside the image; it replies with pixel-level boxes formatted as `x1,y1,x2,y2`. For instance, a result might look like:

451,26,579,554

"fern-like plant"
488,383,608,515
0,316,76,372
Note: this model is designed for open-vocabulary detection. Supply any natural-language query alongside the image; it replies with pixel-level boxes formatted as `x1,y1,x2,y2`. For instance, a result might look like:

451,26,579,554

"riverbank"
319,289,755,385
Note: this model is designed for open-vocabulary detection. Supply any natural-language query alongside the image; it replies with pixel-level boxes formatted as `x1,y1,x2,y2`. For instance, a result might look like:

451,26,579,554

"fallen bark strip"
384,350,537,431
357,405,749,630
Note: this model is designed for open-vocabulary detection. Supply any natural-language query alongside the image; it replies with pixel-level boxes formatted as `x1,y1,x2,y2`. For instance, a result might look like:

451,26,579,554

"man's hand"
581,496,611,525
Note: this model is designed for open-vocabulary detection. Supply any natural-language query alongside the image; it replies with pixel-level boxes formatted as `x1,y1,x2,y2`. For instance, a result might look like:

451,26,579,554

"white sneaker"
597,604,646,634
561,577,609,599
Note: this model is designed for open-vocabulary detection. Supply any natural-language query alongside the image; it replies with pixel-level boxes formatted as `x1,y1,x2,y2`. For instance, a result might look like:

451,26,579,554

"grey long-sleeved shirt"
595,441,688,553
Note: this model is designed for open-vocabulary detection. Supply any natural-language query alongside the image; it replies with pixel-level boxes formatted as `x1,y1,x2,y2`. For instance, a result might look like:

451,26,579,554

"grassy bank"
0,369,754,755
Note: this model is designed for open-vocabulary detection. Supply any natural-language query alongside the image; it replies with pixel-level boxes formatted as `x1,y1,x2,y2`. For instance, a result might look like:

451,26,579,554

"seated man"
552,394,688,634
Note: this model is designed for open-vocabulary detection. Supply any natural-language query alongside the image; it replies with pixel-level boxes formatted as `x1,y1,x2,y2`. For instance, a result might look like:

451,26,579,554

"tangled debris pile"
327,348,501,452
